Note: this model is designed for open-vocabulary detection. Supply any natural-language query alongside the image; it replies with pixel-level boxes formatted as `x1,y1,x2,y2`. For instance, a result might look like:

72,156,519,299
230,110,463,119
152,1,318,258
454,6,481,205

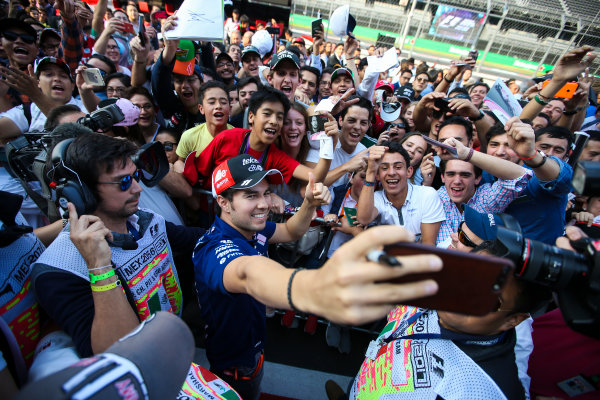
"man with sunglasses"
30,133,204,370
0,19,38,70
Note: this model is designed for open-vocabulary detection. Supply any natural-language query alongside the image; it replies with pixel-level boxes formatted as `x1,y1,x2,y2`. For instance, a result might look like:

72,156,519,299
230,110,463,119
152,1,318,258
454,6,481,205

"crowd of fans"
0,0,599,399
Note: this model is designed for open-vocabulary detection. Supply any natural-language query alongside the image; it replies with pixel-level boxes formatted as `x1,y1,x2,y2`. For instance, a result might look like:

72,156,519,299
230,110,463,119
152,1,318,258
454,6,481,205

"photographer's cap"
463,204,505,240
173,40,196,76
269,50,300,70
34,56,73,82
212,154,283,197
329,5,356,39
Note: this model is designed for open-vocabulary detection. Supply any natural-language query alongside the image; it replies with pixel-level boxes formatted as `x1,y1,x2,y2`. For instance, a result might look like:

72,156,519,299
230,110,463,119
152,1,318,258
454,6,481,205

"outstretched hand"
299,225,441,325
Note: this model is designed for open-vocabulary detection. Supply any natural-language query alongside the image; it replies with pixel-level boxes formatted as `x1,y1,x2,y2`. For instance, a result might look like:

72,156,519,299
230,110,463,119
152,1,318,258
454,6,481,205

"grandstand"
290,0,600,78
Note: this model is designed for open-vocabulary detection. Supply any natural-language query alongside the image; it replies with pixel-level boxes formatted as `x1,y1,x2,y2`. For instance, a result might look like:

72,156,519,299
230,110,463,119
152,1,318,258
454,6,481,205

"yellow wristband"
91,280,121,292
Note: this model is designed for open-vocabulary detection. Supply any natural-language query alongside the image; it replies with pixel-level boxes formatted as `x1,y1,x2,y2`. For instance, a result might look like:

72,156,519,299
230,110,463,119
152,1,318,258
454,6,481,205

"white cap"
252,30,274,58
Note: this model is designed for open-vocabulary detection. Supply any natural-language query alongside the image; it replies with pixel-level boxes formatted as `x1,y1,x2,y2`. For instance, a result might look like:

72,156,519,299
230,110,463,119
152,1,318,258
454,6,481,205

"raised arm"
270,173,331,243
74,65,101,113
505,116,560,181
356,146,385,225
93,18,125,56
92,0,109,37
413,92,446,134
520,46,595,121
446,136,526,180
129,34,151,87
447,97,494,151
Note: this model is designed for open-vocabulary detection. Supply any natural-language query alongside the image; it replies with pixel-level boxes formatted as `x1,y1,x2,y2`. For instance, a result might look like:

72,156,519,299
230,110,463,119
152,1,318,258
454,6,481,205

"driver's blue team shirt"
192,216,276,371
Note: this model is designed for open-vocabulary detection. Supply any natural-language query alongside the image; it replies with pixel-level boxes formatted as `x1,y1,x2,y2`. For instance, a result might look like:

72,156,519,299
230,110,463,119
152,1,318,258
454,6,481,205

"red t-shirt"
183,128,300,189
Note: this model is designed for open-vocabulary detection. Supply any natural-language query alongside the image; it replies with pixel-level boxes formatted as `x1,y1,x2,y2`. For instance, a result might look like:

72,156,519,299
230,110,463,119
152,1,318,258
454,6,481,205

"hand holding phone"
121,22,135,35
383,242,514,315
421,134,458,158
468,49,479,62
82,68,105,87
343,207,358,226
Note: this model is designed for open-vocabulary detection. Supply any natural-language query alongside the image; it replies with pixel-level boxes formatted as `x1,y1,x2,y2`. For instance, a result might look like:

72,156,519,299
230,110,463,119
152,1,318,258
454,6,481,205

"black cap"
216,52,234,65
241,45,260,60
0,18,37,39
394,85,415,102
212,154,283,197
269,50,300,69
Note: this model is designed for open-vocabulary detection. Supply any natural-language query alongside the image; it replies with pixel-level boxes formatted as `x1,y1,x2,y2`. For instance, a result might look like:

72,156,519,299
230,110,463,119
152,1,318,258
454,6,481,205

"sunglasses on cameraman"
97,169,141,191
2,31,36,45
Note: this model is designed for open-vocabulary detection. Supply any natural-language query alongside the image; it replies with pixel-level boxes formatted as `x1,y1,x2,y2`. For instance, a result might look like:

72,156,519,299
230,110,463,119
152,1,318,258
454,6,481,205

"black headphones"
50,138,98,216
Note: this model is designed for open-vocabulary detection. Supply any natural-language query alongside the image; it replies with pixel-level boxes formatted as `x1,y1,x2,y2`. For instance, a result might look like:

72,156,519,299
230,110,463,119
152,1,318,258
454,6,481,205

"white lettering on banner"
448,46,469,56
513,60,538,70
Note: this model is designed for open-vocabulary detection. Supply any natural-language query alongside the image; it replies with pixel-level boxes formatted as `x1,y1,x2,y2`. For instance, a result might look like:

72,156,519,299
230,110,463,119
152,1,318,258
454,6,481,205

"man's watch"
524,151,547,168
471,111,485,121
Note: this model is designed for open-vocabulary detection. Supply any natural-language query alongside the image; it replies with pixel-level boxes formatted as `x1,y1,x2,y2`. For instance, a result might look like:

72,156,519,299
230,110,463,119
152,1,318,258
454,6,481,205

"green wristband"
89,269,116,284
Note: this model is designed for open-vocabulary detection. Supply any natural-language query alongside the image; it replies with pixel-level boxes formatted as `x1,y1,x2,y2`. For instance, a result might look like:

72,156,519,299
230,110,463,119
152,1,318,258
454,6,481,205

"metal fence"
290,0,600,78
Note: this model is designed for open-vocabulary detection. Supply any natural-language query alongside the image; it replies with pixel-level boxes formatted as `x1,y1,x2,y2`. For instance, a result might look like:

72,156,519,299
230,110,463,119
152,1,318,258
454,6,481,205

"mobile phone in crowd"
343,207,358,226
468,49,479,61
121,22,135,35
82,68,105,86
383,242,514,316
312,18,323,37
138,15,146,47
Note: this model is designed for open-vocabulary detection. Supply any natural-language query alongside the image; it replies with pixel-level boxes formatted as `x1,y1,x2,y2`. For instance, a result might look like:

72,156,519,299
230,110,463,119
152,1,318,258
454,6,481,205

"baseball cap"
463,204,505,241
331,67,353,83
39,27,61,44
394,85,415,102
34,57,73,82
212,154,283,197
375,80,394,94
0,18,37,39
252,29,274,58
173,40,196,76
329,5,357,38
216,52,234,65
241,45,261,61
269,50,300,70
292,37,305,46
380,102,402,122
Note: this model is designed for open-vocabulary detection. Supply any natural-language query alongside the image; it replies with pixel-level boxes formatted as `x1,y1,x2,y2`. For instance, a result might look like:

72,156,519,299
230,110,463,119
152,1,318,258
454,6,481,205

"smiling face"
486,133,519,164
377,152,412,196
442,160,481,206
129,93,155,128
436,123,471,160
199,87,230,130
95,158,142,219
282,107,306,149
249,101,285,146
242,54,261,77
331,74,353,96
126,4,139,22
469,85,488,108
339,105,370,152
216,57,235,80
299,69,318,99
267,62,300,101
2,28,38,68
38,64,74,103
402,135,427,167
105,38,121,64
219,180,272,239
106,77,127,99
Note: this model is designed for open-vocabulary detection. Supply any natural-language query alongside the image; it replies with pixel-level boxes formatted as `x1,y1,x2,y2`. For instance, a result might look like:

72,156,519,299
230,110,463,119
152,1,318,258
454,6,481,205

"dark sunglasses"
97,170,141,191
389,123,406,129
458,221,478,248
163,142,175,151
3,31,36,45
